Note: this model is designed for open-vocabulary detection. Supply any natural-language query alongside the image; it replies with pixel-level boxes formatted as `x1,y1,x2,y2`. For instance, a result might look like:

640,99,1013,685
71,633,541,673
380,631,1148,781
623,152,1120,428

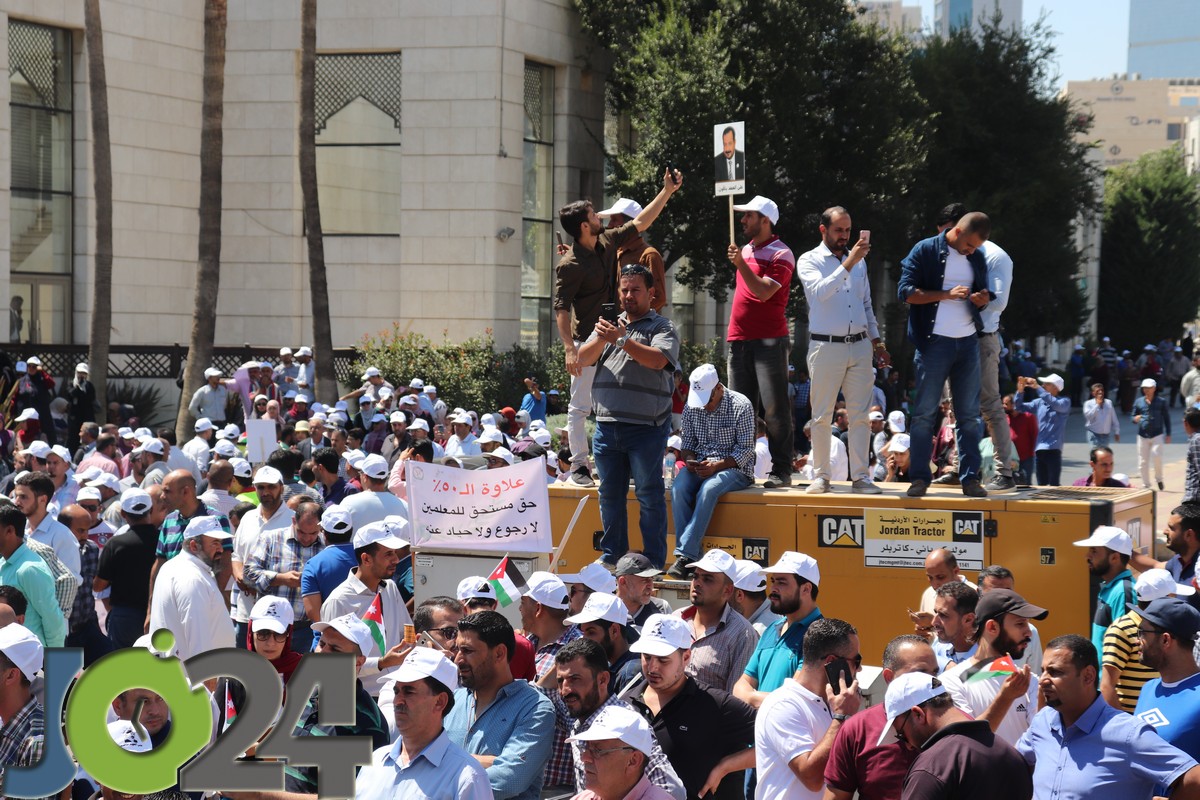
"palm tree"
299,0,338,406
175,0,228,441
84,0,112,410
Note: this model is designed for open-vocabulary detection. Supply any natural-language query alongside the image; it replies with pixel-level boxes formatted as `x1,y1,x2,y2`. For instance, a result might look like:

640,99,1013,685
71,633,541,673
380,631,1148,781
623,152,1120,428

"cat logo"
818,515,864,548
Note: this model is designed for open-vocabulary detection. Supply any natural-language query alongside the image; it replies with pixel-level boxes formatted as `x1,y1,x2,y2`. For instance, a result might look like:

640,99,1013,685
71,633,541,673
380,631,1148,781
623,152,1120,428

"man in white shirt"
229,466,295,647
197,458,238,516
148,515,235,659
340,454,409,528
443,414,481,458
796,207,888,495
182,418,215,477
755,617,862,799
322,518,414,696
12,471,81,584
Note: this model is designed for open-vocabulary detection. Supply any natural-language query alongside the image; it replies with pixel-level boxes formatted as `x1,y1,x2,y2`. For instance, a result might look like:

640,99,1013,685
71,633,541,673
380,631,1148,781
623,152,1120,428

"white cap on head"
385,646,459,691
74,466,102,485
77,487,102,503
213,439,238,458
120,488,154,516
425,385,437,395
1142,378,1158,389
26,441,51,460
75,362,90,374
250,595,294,633
321,505,353,535
279,347,293,356
312,614,375,657
686,549,739,580
50,444,72,464
687,364,719,409
194,417,215,433
352,520,410,551
230,458,253,479
12,409,38,423
344,450,367,470
877,673,949,747
409,378,425,389
630,614,694,656
1073,525,1132,556
203,367,222,378
869,411,885,422
481,413,497,427
296,346,312,357
88,473,122,494
565,592,631,627
886,433,911,453
361,367,381,380
478,427,505,445
409,419,430,432
761,551,821,586
360,454,389,480
457,576,496,602
253,466,284,485
486,447,515,465
1136,568,1196,601
532,429,553,447
731,195,780,225
558,562,618,595
596,198,644,219
0,624,43,681
183,515,232,541
389,411,407,425
107,720,152,753
524,571,570,610
1039,373,1065,392
731,559,767,592
887,410,906,432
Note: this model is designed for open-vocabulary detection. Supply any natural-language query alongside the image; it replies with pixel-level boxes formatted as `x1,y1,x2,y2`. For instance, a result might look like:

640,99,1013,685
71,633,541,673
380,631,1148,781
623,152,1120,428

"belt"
811,332,868,343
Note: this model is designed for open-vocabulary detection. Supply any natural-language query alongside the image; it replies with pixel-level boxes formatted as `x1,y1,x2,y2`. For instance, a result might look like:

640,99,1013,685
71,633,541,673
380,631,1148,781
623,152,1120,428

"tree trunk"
84,0,112,412
175,0,227,442
299,0,338,406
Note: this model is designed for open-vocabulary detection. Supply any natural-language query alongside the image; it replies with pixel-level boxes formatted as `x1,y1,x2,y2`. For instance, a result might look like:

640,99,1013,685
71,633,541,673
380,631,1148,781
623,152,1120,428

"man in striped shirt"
1101,568,1193,711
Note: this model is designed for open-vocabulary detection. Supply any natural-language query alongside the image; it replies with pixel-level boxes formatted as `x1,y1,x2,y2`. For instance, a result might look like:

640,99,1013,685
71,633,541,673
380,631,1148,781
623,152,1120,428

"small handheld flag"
363,593,387,656
965,654,1019,684
487,555,528,607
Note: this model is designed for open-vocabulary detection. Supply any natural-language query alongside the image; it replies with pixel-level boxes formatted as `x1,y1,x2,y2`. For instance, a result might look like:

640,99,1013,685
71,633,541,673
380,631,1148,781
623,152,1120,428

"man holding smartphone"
555,169,683,487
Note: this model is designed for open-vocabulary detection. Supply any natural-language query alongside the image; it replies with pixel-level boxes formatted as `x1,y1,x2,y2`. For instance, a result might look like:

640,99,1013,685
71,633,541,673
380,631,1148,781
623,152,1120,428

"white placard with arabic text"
406,457,552,553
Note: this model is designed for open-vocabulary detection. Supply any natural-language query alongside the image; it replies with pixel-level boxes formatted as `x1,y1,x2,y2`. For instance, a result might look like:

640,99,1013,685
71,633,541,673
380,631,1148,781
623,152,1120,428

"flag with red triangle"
362,593,386,656
487,555,527,607
965,654,1018,683
222,682,237,733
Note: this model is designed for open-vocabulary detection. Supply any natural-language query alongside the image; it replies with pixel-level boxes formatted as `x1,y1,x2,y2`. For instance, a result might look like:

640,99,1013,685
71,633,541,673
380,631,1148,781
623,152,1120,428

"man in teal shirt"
732,551,823,708
1075,525,1135,654
0,502,65,646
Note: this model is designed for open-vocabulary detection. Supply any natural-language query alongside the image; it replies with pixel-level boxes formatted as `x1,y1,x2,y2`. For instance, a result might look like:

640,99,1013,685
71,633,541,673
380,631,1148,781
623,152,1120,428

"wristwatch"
615,335,628,348
832,713,849,722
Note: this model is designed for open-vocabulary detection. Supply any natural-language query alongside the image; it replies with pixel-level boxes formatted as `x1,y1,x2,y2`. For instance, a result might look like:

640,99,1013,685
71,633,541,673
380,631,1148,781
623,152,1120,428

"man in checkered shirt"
666,364,756,579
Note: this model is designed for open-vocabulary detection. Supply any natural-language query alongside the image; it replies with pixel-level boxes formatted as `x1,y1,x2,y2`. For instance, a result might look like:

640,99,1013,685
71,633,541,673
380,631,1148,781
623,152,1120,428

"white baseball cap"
629,614,694,656
253,466,284,485
1141,378,1158,389
457,576,496,602
1039,374,1065,392
321,505,353,535
1136,568,1196,601
295,395,310,404
352,520,409,551
389,411,408,425
478,427,506,445
869,411,885,422
119,488,154,515
761,551,821,586
887,410,906,432
107,720,152,754
732,195,780,225
686,549,738,580
385,646,458,691
1073,525,1132,556
312,614,375,657
559,562,618,595
250,596,295,634
183,515,232,541
24,356,41,367
596,198,644,219
531,429,553,447
74,466,102,485
361,367,381,380
133,438,164,456
425,385,438,395
877,672,949,747
525,571,570,610
25,441,51,460
279,347,293,356
213,439,239,458
886,433,911,453
569,705,656,756
203,367,222,378
565,592,631,627
344,450,367,470
75,362,90,374
223,423,241,439
12,409,38,423
0,624,43,681
296,346,312,357
77,487,102,503
731,559,767,592
194,417,215,433
687,364,720,409
88,473,122,494
485,447,515,466
230,458,253,479
360,454,389,480
50,444,72,464
409,378,425,389
409,419,430,432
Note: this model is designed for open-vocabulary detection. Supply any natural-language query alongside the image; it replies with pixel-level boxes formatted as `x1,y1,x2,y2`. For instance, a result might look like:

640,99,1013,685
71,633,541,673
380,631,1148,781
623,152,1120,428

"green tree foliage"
1099,147,1200,346
907,19,1099,341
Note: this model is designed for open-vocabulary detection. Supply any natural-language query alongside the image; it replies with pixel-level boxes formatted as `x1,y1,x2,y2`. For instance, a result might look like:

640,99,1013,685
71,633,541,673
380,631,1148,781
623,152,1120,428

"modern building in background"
1067,76,1200,168
932,0,1021,37
3,0,609,353
854,1,923,35
1128,0,1200,79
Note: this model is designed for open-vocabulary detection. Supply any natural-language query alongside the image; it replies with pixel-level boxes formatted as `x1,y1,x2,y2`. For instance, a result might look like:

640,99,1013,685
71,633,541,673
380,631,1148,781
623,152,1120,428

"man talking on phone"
555,168,683,487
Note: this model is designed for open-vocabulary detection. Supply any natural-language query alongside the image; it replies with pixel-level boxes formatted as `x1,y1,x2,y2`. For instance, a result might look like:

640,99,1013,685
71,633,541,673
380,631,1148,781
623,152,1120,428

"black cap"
975,589,1048,628
615,553,661,577
1141,597,1200,641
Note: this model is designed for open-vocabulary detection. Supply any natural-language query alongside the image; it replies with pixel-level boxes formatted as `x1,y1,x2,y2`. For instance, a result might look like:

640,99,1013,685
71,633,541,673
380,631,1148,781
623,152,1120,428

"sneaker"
665,557,694,581
806,477,830,494
567,467,594,487
932,472,960,486
907,480,929,498
1159,480,1165,491
764,472,793,489
591,557,618,573
986,474,1017,493
852,478,882,495
961,480,988,498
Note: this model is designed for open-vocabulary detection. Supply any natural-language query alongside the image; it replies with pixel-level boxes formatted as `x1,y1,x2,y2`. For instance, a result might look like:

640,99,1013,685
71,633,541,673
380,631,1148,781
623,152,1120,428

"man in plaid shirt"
242,500,325,653
667,364,756,579
60,505,110,666
0,624,45,785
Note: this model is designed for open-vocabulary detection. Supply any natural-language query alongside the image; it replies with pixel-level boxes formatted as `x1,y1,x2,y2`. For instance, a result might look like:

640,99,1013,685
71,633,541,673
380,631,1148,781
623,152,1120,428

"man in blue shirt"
1075,525,1136,655
446,610,555,800
897,211,993,498
299,504,355,650
1014,373,1072,486
1018,633,1200,799
519,378,547,423
356,647,492,800
1135,598,1200,761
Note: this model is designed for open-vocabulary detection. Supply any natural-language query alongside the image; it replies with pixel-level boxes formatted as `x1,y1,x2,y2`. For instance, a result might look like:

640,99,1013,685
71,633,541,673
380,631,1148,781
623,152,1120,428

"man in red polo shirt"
727,195,794,488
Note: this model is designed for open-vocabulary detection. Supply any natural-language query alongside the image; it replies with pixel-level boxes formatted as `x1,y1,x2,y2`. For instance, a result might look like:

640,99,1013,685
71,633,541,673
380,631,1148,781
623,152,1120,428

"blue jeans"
67,618,113,667
910,335,983,483
106,606,144,651
1087,431,1111,448
1018,458,1035,485
672,467,754,560
1035,449,1062,486
728,338,793,476
594,419,671,568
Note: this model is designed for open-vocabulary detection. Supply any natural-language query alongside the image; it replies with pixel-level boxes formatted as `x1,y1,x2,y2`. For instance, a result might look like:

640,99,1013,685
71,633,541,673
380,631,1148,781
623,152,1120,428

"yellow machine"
548,483,1156,661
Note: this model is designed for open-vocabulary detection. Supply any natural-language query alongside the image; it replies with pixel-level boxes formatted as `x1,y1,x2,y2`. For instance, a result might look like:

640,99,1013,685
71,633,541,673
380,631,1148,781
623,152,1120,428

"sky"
915,0,1131,86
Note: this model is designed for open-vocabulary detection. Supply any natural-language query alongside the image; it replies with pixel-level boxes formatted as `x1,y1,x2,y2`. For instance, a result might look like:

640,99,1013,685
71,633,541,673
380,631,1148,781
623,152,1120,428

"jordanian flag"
965,654,1019,683
487,556,527,607
363,593,386,656
222,683,237,733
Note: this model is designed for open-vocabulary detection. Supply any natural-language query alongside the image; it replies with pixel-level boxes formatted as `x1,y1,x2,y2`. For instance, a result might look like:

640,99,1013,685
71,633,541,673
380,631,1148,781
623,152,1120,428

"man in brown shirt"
554,169,682,486
598,198,667,313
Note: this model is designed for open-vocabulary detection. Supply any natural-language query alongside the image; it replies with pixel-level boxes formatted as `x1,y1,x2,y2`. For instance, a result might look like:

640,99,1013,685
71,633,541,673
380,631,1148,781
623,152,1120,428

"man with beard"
148,515,235,659
1133,502,1200,614
551,638,684,798
932,581,978,672
597,198,667,312
445,611,555,800
939,589,1046,746
733,551,822,707
1133,598,1200,759
566,592,641,694
673,549,758,693
1074,525,1136,654
229,466,294,647
614,553,671,632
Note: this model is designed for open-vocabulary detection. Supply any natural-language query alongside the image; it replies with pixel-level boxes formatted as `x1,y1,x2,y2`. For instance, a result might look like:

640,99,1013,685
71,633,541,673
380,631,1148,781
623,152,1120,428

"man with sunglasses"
879,672,1031,799
1134,598,1200,759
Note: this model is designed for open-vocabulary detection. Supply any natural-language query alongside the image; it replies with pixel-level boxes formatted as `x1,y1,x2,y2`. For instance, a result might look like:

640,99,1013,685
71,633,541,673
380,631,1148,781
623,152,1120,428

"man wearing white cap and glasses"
0,624,46,772
570,705,675,800
322,519,414,696
230,466,295,647
726,195,794,490
356,647,491,800
878,672,1031,798
1075,525,1137,655
148,515,235,659
624,614,756,800
734,551,823,708
188,366,230,426
664,363,756,580
672,549,759,692
1014,372,1071,486
598,197,667,313
796,206,888,496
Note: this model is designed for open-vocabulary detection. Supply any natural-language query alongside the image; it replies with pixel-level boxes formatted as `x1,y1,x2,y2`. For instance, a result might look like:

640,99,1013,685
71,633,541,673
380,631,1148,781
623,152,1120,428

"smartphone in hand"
825,657,854,694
